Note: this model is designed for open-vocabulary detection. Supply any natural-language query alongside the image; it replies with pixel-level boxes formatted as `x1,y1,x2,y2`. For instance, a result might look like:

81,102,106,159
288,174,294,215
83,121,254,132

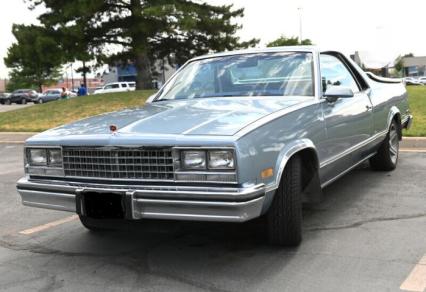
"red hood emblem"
110,124,118,132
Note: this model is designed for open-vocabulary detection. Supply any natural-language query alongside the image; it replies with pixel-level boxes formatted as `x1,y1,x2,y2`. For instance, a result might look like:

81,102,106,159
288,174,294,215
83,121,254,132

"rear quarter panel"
369,82,409,133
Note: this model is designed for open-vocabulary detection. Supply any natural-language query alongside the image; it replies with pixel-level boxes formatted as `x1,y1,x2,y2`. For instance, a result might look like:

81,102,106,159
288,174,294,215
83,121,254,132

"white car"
403,77,423,86
93,82,136,94
418,77,426,85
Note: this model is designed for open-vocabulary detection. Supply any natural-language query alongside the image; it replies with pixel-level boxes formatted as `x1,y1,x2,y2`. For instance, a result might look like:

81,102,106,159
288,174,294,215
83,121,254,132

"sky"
1,0,426,79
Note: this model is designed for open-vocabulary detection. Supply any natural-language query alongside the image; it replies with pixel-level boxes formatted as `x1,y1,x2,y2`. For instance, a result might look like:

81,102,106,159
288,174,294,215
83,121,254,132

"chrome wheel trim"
389,124,399,164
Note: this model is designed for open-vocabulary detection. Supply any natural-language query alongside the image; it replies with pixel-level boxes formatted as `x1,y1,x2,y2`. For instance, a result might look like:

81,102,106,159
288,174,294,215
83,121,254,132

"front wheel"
20,98,27,105
37,98,44,104
4,99,11,105
370,119,399,171
266,155,303,246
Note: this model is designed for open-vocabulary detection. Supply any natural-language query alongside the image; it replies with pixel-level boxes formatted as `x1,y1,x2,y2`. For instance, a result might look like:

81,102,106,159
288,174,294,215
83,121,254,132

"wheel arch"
270,139,323,204
387,106,402,139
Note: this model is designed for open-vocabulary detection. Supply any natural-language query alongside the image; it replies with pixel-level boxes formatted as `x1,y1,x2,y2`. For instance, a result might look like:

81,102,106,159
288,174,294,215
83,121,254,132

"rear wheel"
20,98,27,105
4,99,11,105
266,155,303,246
370,119,399,171
37,98,44,104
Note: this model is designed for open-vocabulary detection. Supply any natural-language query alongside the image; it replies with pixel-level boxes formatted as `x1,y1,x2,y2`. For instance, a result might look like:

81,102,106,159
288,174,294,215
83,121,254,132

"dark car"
0,89,39,105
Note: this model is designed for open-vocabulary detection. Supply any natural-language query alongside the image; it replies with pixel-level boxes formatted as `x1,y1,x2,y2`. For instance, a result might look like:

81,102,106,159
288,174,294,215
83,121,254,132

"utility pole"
71,63,74,91
298,7,303,44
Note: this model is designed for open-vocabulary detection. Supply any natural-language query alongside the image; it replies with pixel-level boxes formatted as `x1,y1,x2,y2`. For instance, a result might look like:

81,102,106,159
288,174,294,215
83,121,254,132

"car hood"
32,97,311,139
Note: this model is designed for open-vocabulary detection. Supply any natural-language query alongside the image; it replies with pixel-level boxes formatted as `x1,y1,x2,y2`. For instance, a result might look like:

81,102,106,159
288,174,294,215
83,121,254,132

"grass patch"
405,86,426,137
0,90,156,132
0,87,424,136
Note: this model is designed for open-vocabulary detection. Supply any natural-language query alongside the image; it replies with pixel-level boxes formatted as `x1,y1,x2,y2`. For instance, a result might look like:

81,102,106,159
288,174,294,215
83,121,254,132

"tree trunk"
82,60,87,88
129,0,153,90
135,52,153,90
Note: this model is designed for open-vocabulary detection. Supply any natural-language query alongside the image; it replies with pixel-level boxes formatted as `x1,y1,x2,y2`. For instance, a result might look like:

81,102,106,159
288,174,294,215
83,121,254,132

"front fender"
267,138,318,192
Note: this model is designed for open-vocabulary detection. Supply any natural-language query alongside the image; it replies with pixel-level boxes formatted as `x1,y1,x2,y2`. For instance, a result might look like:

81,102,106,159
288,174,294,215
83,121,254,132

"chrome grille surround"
62,147,174,181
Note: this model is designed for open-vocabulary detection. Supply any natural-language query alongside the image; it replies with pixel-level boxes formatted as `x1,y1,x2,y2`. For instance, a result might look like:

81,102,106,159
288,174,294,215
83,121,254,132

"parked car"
403,77,423,86
93,82,136,94
16,47,412,246
418,77,426,85
36,89,63,103
0,89,39,105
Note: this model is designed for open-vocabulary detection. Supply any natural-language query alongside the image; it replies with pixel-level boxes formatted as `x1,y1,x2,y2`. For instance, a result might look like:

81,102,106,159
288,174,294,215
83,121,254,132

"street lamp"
298,7,303,44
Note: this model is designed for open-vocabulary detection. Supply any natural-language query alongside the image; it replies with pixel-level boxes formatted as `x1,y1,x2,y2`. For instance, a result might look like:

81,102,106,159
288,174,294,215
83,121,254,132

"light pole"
298,7,303,44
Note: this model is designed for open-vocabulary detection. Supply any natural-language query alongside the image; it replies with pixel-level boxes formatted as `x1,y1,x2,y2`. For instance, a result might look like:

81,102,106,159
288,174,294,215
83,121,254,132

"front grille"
62,147,174,181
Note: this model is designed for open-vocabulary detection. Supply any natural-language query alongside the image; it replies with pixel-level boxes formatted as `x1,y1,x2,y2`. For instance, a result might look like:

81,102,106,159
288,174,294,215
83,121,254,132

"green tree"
267,36,313,47
4,25,63,92
29,0,259,90
394,53,414,76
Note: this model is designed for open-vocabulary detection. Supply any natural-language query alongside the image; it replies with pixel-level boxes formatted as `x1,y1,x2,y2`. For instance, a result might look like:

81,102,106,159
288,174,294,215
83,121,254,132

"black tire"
21,98,27,105
4,99,11,105
79,215,113,232
266,155,303,246
370,119,399,171
37,98,44,104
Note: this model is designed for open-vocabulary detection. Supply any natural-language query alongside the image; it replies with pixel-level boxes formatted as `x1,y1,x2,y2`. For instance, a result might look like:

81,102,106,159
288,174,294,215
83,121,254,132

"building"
42,78,104,93
402,56,426,77
0,79,7,93
351,51,395,77
101,60,177,88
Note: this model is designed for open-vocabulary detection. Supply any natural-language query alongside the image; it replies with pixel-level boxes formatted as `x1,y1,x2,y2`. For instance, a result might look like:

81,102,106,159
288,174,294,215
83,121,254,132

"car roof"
190,46,325,62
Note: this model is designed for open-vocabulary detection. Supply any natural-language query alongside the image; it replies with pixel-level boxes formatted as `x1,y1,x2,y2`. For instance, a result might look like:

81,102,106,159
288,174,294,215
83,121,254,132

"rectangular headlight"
208,150,235,169
181,150,206,170
47,149,62,166
27,149,47,166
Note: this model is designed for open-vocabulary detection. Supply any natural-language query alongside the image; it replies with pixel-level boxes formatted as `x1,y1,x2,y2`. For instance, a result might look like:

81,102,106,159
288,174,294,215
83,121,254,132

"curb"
0,133,38,144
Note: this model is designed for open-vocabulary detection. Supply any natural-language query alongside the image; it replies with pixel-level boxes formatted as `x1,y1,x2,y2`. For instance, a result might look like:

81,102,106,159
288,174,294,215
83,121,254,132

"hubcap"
389,124,399,164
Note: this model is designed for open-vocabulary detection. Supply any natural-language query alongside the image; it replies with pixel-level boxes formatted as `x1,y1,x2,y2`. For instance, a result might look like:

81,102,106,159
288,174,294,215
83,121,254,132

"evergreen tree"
267,36,313,47
29,0,259,89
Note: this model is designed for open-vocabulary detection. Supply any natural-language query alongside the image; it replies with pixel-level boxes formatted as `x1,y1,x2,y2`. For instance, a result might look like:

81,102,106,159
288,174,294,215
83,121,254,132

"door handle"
366,105,373,112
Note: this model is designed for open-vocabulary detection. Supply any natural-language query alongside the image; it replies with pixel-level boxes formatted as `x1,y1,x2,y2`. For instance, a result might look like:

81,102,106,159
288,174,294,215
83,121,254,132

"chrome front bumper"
16,178,266,222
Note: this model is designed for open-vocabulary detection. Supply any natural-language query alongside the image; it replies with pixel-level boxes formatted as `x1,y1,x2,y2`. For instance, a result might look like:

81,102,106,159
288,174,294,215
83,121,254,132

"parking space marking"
19,215,79,235
400,254,426,292
0,141,25,144
400,149,426,153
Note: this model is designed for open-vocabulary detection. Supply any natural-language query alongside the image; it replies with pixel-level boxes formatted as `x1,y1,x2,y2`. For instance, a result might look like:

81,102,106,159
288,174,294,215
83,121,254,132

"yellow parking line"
400,149,426,153
19,215,79,235
400,255,426,292
0,141,25,144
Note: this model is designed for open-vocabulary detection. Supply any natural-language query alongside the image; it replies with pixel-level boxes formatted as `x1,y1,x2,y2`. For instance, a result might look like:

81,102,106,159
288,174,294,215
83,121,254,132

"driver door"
319,53,374,183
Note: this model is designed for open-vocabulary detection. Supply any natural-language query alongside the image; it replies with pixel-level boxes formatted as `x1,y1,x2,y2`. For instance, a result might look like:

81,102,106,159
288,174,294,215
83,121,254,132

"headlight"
208,150,235,169
48,149,62,166
27,148,62,167
181,150,206,169
28,149,47,166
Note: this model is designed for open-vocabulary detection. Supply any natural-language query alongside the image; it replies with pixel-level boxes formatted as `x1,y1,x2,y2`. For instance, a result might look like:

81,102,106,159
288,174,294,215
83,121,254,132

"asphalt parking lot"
0,104,33,113
1,144,425,292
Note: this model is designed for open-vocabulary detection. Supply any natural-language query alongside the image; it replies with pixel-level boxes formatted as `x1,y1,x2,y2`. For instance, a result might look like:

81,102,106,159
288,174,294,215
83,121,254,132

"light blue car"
17,47,412,246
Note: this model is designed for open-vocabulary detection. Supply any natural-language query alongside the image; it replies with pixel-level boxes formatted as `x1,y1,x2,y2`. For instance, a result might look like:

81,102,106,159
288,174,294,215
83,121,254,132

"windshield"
157,52,314,101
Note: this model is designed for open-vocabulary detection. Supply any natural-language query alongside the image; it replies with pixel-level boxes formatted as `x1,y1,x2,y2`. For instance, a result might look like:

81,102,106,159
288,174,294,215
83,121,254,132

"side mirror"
145,94,156,104
323,86,354,103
